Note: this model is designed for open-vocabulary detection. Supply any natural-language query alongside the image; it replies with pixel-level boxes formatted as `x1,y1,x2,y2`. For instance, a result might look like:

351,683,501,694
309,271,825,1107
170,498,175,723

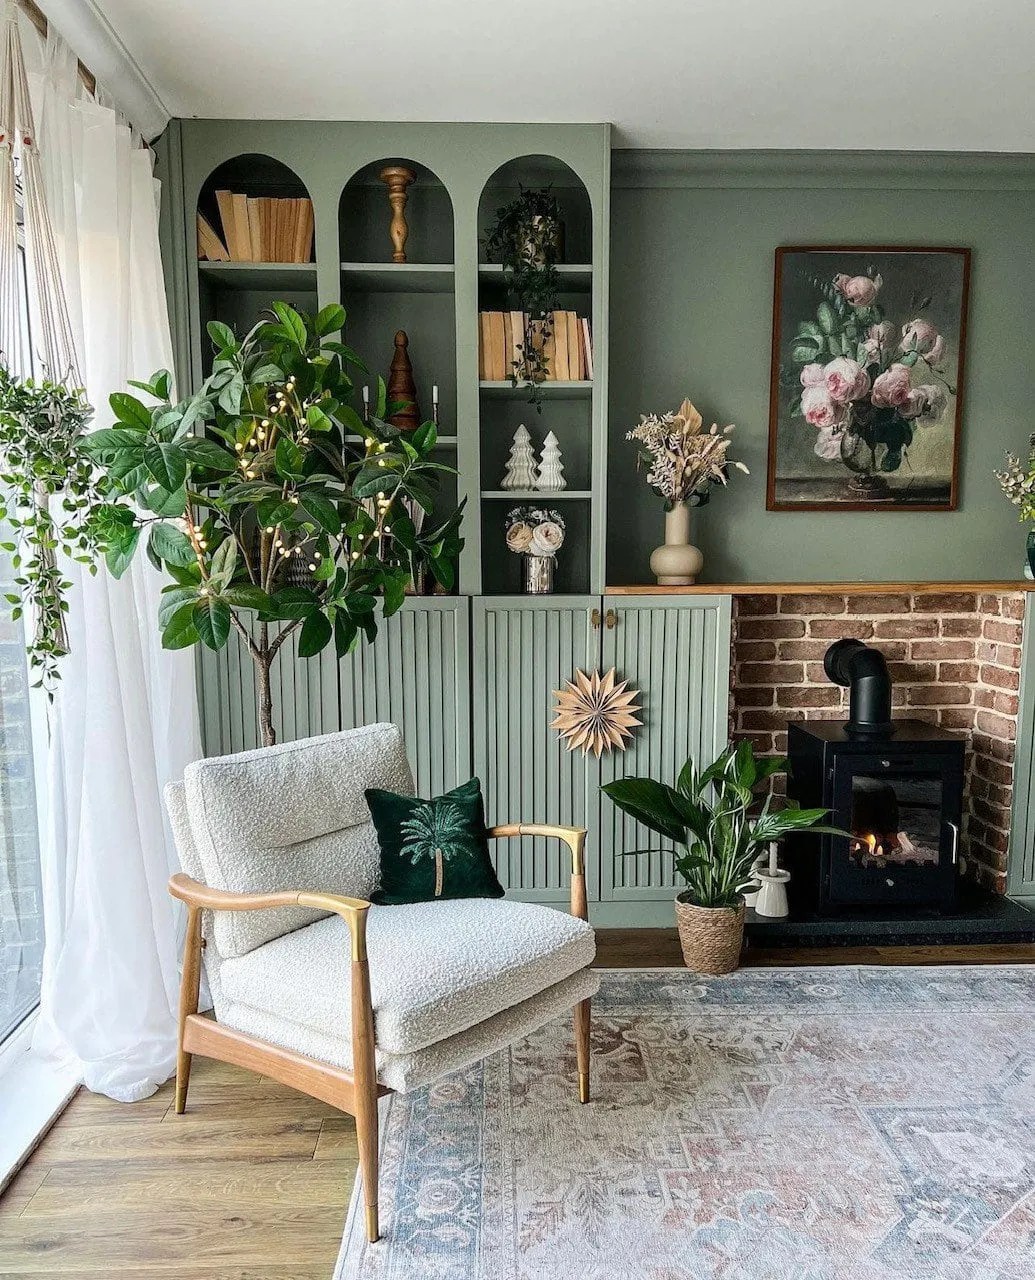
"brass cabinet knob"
590,608,602,629
605,609,618,630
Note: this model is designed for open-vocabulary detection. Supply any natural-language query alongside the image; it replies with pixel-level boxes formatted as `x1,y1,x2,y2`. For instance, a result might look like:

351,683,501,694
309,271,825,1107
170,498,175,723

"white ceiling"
81,0,1035,150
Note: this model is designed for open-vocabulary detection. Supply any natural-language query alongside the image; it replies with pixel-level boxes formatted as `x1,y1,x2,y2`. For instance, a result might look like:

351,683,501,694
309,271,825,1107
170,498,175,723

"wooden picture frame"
766,246,970,512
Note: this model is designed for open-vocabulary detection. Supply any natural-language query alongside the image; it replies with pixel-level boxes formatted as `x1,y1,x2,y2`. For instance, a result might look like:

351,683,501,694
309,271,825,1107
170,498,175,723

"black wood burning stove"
785,640,965,916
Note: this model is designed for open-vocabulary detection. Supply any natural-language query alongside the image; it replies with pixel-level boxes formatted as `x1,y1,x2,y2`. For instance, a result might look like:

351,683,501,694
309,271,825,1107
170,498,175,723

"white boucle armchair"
165,723,598,1244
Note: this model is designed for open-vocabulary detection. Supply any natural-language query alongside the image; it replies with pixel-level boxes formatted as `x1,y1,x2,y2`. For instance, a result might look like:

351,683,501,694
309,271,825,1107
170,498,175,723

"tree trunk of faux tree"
255,622,276,748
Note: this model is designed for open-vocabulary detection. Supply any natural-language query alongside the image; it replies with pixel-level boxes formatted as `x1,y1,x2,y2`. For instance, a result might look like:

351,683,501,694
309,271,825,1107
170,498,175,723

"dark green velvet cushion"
365,777,505,906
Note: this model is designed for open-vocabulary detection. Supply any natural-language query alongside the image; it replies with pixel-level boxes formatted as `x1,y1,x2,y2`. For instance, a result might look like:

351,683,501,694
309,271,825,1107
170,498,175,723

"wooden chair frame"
168,823,592,1244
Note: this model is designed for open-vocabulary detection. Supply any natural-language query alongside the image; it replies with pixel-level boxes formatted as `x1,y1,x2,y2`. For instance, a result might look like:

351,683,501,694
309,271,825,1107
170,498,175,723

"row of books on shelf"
197,191,315,264
478,311,593,382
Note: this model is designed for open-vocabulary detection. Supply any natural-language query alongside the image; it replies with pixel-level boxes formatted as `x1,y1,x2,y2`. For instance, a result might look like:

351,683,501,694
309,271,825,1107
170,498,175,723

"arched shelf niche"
338,158,459,516
195,154,316,374
475,155,595,597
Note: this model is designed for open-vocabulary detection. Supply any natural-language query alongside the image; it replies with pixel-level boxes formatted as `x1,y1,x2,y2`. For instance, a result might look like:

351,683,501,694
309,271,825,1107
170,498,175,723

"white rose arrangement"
505,506,566,559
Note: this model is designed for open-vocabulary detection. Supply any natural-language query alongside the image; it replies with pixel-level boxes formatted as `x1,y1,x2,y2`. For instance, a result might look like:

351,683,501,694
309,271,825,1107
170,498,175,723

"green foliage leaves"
0,367,101,689
602,740,842,910
83,300,464,742
148,523,196,568
483,186,562,409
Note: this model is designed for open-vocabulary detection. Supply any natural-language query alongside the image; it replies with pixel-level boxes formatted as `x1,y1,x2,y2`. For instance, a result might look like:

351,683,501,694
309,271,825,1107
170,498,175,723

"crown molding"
611,149,1035,191
37,0,169,140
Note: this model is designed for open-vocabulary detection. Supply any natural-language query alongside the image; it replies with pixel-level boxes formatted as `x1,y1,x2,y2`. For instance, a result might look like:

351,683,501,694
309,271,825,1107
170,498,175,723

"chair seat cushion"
218,897,595,1056
220,967,600,1094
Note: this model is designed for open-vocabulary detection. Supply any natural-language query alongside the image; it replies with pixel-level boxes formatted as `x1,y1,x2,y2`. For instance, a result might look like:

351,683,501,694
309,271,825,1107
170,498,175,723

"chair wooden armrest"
169,872,372,960
487,824,588,921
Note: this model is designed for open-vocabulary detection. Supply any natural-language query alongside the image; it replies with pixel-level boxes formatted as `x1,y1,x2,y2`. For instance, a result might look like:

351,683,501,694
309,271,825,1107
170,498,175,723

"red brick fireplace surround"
729,587,1027,892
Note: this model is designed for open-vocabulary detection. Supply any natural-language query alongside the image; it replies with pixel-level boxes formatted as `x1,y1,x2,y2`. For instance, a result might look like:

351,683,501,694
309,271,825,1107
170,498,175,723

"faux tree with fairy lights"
84,303,463,746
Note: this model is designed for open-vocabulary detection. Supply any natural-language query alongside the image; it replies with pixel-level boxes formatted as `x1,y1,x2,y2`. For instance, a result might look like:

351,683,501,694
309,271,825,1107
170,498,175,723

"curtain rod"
16,0,96,97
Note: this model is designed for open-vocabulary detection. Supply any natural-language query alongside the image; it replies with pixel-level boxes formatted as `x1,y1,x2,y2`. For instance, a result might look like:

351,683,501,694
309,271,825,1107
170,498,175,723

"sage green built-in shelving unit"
165,120,612,597
158,119,732,924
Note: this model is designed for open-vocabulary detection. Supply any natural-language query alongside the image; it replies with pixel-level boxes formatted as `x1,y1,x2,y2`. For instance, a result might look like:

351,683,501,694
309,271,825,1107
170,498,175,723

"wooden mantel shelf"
605,581,1035,596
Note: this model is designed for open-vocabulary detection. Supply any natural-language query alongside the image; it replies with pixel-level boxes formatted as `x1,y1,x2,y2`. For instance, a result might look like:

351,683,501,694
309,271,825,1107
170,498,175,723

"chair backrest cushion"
177,724,413,958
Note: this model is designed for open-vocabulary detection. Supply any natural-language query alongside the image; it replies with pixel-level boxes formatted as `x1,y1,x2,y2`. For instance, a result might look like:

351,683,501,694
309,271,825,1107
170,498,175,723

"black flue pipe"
823,638,893,736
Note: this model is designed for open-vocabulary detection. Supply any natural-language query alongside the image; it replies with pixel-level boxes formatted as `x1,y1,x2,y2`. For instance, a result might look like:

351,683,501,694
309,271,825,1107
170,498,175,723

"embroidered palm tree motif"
399,799,469,897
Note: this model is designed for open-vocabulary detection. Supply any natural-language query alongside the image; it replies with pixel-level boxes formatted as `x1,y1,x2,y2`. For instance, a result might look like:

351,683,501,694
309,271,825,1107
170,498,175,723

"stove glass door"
829,753,960,908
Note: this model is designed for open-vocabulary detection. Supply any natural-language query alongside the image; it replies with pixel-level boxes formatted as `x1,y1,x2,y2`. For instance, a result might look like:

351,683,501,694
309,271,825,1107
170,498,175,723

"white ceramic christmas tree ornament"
537,430,566,491
501,424,538,490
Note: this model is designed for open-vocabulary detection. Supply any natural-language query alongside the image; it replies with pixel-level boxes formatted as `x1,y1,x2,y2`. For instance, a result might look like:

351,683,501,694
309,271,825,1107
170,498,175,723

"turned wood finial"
387,330,421,431
378,165,417,263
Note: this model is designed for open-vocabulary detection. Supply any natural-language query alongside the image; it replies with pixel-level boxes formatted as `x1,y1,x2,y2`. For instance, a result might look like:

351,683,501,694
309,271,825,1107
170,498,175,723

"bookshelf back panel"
340,160,454,265
198,285,318,373
344,291,457,435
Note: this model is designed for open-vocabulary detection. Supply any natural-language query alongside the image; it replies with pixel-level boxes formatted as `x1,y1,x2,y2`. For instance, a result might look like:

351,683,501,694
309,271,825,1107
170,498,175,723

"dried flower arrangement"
626,398,747,508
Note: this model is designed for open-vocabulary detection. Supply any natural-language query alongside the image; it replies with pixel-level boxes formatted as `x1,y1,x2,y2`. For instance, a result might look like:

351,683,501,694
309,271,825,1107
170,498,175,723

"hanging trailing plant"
483,186,562,409
82,302,465,747
0,364,106,691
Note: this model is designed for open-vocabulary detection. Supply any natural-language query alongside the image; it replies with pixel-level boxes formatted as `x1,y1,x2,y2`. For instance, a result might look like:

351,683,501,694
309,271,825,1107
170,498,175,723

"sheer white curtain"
23,23,201,1102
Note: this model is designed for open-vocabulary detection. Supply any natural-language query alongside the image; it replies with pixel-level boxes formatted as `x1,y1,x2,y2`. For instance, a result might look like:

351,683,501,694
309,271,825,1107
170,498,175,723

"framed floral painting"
766,246,970,511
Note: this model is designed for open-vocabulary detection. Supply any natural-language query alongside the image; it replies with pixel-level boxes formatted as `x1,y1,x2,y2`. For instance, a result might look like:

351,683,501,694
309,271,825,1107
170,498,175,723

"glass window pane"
0,546,44,1044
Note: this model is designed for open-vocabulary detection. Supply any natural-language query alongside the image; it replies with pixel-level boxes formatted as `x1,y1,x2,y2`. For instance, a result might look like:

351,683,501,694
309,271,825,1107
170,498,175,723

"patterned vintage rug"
335,966,1035,1279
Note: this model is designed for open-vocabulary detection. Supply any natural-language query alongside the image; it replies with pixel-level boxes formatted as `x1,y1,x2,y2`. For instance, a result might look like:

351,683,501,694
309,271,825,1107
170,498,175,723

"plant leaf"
600,778,687,844
193,597,231,650
144,441,188,492
297,609,332,657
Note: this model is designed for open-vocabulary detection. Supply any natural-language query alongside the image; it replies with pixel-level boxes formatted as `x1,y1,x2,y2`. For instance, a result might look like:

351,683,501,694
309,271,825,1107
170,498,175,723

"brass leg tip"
174,1087,187,1115
365,1204,380,1243
578,1071,590,1104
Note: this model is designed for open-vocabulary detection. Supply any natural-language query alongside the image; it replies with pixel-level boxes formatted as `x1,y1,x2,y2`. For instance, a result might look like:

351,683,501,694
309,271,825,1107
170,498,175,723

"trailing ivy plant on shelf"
83,302,464,747
483,186,562,408
0,365,105,692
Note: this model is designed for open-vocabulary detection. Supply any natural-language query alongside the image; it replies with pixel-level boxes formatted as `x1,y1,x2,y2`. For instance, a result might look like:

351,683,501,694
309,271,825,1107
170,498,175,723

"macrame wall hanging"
0,5,92,674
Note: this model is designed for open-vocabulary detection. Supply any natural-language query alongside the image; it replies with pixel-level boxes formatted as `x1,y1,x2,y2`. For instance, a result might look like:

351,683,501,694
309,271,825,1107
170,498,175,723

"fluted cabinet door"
198,598,470,796
472,597,599,902
598,595,732,901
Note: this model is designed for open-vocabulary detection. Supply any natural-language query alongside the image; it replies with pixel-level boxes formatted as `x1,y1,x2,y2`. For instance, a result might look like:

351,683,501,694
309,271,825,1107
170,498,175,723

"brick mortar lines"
729,591,1024,892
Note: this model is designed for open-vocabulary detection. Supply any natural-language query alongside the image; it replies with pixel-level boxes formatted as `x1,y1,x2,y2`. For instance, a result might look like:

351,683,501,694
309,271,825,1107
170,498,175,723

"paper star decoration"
551,667,643,757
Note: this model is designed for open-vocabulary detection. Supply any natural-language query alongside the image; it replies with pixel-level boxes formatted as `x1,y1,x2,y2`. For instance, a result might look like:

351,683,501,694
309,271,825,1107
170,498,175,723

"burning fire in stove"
850,830,922,866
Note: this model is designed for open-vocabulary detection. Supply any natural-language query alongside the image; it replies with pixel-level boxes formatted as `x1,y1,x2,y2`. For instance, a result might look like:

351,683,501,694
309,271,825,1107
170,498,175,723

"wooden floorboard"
2,931,1032,1274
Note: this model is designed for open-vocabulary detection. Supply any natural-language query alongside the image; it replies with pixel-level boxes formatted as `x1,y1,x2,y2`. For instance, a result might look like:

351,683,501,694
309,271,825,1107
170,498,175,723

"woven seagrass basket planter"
674,896,746,975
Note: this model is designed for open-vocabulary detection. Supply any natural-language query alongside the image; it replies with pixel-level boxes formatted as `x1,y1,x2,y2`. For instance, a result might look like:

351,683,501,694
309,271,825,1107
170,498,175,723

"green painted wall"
606,151,1035,586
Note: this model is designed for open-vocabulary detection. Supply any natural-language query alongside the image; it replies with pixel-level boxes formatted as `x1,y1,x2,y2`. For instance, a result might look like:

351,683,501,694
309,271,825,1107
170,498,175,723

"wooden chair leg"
175,905,203,1114
352,950,380,1242
574,997,591,1103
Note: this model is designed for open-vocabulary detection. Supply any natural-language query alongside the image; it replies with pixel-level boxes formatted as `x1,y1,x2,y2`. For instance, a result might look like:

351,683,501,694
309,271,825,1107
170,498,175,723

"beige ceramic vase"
650,501,703,585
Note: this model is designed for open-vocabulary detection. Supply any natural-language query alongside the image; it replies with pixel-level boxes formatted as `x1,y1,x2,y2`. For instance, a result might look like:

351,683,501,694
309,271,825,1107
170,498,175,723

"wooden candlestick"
386,330,421,431
378,165,416,264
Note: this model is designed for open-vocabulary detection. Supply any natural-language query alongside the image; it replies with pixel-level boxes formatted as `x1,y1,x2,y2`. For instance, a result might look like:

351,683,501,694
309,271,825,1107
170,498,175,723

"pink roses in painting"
768,248,969,510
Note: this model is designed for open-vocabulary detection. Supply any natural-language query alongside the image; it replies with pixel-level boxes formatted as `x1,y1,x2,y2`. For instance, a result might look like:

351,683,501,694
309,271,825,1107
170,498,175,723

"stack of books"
197,191,315,263
478,310,593,382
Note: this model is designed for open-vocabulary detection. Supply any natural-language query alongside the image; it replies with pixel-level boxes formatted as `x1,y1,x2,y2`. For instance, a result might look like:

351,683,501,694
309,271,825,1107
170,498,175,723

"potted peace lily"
602,741,838,974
